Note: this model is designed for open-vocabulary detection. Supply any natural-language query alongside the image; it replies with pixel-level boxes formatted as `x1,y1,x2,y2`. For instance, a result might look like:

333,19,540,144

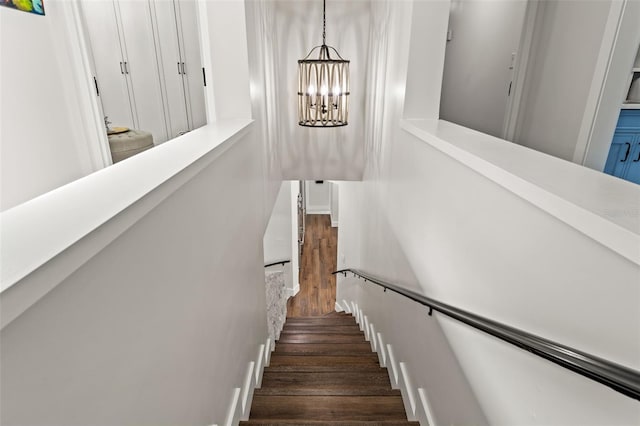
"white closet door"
175,0,207,129
79,0,135,130
151,0,190,139
116,0,169,144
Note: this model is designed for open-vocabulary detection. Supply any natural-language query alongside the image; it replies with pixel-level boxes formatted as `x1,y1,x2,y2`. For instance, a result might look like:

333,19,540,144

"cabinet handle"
621,142,631,162
119,62,124,74
634,144,640,162
177,62,182,75
181,62,186,75
124,62,129,74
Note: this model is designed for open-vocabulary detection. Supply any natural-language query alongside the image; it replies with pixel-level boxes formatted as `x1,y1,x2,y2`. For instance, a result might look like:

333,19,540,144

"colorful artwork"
1,0,45,15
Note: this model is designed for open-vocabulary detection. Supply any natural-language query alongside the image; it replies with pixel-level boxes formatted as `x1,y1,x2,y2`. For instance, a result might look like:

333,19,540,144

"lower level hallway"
287,214,338,317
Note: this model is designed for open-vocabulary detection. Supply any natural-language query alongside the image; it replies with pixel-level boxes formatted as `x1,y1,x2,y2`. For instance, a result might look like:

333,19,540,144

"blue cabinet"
604,110,640,184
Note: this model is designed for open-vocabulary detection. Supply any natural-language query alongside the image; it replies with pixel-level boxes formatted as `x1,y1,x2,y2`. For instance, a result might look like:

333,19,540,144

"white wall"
263,180,299,297
330,181,339,227
0,125,270,425
250,0,369,180
0,3,99,211
306,180,331,214
336,0,640,423
439,0,527,138
514,0,613,162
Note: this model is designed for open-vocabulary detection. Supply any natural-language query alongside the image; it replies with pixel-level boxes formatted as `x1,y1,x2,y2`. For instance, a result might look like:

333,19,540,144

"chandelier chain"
322,0,326,45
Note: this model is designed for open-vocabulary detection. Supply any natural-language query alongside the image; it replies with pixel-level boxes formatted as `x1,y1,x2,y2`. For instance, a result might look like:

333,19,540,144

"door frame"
501,0,540,141
574,0,640,170
62,0,113,169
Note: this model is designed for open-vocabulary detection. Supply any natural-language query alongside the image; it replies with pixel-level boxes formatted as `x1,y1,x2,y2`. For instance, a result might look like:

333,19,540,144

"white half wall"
0,123,271,425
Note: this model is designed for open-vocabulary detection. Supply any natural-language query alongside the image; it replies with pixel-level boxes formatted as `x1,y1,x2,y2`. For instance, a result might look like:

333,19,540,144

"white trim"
62,0,112,170
255,344,265,387
363,315,370,341
369,323,377,352
305,208,331,215
285,283,300,299
331,218,339,227
399,362,417,420
578,0,640,170
335,301,345,312
264,338,272,366
573,0,626,166
377,332,387,367
342,299,352,313
240,362,255,419
502,0,539,141
223,388,242,426
418,387,438,426
386,344,399,388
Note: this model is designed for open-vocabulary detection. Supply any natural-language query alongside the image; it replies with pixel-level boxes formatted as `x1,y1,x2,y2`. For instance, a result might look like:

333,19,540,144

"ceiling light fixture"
298,0,349,127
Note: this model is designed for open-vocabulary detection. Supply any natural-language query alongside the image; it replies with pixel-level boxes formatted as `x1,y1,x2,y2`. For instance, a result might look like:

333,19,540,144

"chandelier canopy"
297,0,350,127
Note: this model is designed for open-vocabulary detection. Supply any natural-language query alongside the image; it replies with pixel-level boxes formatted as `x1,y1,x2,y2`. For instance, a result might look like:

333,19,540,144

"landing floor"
287,214,337,317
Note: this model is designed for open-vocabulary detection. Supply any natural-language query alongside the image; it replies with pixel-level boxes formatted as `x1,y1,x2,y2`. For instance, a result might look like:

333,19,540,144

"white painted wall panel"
439,0,527,138
0,129,269,425
0,3,96,211
515,0,612,161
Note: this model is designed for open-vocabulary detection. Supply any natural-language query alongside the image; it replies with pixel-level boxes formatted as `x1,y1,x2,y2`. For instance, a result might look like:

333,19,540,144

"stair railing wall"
334,268,640,402
0,121,273,426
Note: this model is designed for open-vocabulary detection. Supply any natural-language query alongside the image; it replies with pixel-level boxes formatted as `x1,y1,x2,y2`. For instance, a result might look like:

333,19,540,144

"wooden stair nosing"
241,421,419,425
274,343,373,354
277,334,367,344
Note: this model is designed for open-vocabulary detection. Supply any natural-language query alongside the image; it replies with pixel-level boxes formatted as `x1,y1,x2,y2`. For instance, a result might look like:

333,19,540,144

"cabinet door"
150,0,190,139
116,0,169,144
175,0,207,129
79,0,134,129
604,132,635,179
622,137,640,184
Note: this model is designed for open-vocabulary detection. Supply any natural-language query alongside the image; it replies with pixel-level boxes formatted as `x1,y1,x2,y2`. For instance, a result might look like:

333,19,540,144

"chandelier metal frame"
297,0,350,127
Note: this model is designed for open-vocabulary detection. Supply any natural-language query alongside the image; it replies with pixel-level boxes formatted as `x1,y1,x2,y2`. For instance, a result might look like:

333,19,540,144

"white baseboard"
340,298,428,425
286,284,300,299
223,337,270,426
306,208,331,215
331,218,339,227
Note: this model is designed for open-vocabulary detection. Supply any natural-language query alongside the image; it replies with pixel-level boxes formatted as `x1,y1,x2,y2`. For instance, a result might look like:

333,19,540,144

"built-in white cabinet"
80,0,206,145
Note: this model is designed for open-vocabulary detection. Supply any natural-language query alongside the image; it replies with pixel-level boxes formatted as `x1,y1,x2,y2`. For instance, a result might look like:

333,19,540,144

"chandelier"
298,0,350,127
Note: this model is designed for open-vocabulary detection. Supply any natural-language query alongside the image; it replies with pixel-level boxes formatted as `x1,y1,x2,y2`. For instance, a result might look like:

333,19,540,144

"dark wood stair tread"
277,334,366,344
269,354,380,367
274,343,373,354
280,325,363,334
247,395,409,421
244,315,414,424
241,421,419,425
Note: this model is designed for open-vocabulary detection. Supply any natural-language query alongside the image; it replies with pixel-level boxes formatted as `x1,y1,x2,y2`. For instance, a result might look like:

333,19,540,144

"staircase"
241,312,418,425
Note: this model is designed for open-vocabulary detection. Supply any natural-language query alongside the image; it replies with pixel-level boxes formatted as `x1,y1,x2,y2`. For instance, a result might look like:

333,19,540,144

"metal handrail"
264,259,291,268
333,268,640,401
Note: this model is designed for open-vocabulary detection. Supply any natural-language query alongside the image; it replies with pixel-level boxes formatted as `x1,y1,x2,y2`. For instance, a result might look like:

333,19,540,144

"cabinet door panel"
151,0,190,138
623,138,640,184
117,0,168,144
176,0,207,129
80,0,134,129
604,132,634,179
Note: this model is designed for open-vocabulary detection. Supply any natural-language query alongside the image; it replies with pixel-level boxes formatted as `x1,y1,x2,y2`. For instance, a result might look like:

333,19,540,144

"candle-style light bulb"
307,84,316,96
333,84,341,96
320,84,328,96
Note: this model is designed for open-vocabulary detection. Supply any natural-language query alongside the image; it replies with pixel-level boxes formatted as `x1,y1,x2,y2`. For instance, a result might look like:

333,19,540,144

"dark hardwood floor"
287,214,337,317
